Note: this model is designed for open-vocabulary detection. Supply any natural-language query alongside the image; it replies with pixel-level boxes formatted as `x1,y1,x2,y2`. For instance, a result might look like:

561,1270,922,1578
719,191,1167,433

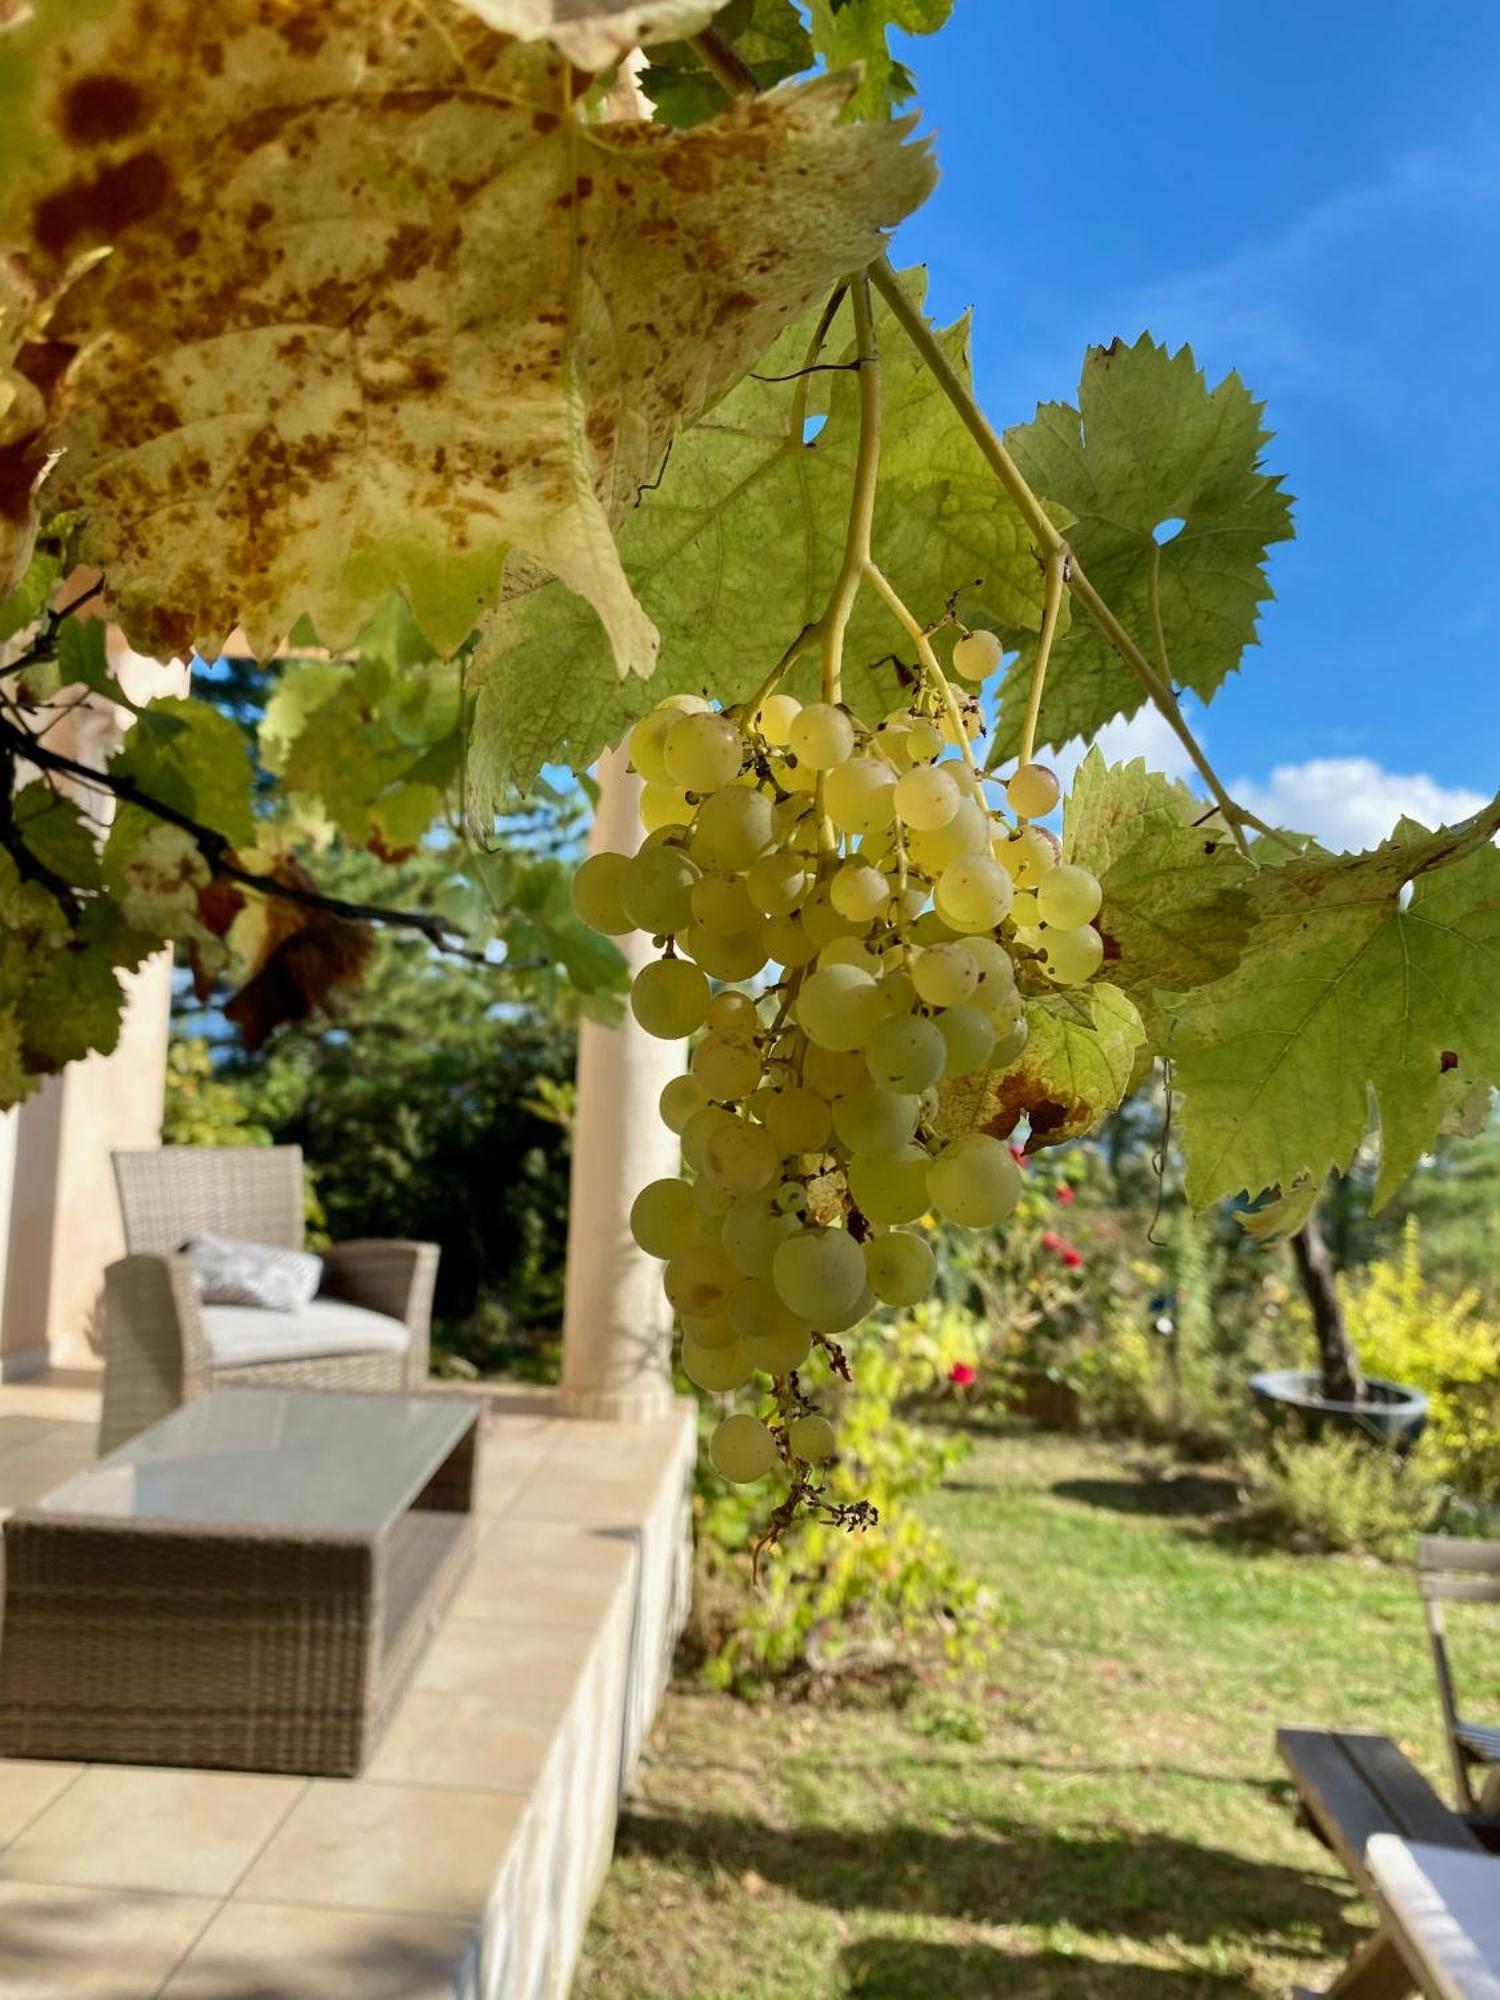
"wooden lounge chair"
99,1146,437,1453
1417,1535,1500,1817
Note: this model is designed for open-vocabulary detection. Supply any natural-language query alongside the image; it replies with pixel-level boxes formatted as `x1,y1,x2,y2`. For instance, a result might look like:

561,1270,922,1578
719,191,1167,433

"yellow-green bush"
1240,1432,1433,1561
689,1301,1002,1697
1342,1219,1500,1496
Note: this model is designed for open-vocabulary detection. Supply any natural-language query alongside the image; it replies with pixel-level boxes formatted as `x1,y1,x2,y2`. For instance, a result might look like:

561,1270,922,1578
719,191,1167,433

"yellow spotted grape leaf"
456,0,720,67
1165,809,1500,1214
0,254,73,596
992,337,1295,762
1062,749,1256,1034
0,1,931,666
935,982,1146,1152
804,1,954,120
468,277,1063,801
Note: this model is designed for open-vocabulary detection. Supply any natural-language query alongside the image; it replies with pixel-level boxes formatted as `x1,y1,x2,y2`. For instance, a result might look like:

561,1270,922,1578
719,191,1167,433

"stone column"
559,747,682,1422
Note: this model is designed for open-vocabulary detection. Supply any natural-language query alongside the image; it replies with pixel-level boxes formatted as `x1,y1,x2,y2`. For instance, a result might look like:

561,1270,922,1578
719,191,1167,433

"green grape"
639,782,693,833
742,1308,813,1373
873,716,913,767
683,1338,753,1393
722,1189,799,1277
691,870,757,934
935,1004,995,1077
799,882,865,948
936,855,1014,932
659,1072,709,1135
1009,888,1041,927
701,1116,778,1194
684,921,767,983
910,909,959,947
788,1412,836,1462
727,1273,787,1341
628,708,676,783
991,1013,1030,1064
812,1281,874,1334
940,701,982,748
905,717,942,760
570,851,633,935
824,755,896,836
682,1103,737,1174
819,938,882,978
680,1311,735,1352
772,1179,810,1217
863,1228,935,1306
694,786,776,869
907,797,989,872
910,941,979,1008
663,1241,737,1317
629,1177,697,1258
849,1143,931,1225
763,1084,833,1154
692,1031,762,1102
780,752,821,796
710,1413,779,1483
830,861,889,923
665,711,744,792
794,964,885,1052
747,851,809,917
756,691,801,747
998,823,1060,887
1036,863,1103,929
888,883,928,927
927,1133,1023,1228
631,958,710,1038
833,1086,919,1155
966,935,1016,1011
707,989,759,1033
764,914,818,968
788,702,855,771
876,967,917,1017
802,1043,869,1100
952,629,1004,681
1041,923,1105,986
620,843,699,935
772,1228,865,1322
893,762,961,832
866,1013,946,1093
1006,762,1062,818
692,1173,737,1219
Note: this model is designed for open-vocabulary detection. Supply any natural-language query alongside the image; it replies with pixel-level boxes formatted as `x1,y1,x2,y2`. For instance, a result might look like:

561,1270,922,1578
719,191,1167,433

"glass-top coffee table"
0,1388,480,1776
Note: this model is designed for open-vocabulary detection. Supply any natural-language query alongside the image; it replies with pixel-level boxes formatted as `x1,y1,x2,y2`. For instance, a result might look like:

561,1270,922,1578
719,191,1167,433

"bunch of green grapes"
570,629,1104,1495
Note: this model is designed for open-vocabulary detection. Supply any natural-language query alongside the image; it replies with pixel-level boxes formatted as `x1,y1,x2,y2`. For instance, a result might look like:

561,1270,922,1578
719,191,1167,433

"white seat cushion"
202,1298,410,1370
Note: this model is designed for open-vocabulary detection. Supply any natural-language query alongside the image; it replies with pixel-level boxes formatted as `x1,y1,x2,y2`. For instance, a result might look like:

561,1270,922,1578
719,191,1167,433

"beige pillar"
559,748,682,1422
0,627,186,1378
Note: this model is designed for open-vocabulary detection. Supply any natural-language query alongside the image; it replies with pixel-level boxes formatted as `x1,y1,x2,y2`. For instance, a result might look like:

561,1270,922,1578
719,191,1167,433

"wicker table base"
0,1389,479,1777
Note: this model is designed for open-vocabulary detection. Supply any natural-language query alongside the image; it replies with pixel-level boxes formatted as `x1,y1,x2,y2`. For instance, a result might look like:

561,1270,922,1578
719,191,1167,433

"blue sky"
887,1,1500,848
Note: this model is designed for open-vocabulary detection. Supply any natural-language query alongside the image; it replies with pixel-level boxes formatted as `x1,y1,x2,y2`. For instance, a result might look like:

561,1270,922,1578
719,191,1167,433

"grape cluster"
571,637,1104,1491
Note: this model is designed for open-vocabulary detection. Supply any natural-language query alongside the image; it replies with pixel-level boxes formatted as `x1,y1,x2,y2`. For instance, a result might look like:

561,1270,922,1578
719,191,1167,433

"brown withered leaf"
0,0,931,666
223,862,372,1050
936,983,1146,1152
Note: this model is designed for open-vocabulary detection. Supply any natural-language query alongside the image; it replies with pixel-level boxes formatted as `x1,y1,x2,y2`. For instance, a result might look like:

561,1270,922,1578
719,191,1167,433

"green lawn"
576,1425,1500,1998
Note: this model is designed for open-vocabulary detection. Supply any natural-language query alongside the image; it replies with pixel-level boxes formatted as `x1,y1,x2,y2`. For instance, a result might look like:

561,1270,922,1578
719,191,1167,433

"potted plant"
1250,1208,1427,1450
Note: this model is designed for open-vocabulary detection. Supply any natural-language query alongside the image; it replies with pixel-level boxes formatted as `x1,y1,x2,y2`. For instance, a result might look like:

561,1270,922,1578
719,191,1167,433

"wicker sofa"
98,1147,438,1453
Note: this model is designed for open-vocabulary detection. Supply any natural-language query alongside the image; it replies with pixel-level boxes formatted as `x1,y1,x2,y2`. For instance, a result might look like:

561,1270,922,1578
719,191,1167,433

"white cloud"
1229,758,1488,854
1050,702,1200,797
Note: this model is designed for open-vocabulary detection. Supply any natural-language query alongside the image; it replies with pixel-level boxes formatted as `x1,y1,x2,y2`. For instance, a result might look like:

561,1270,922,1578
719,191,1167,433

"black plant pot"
1249,1368,1428,1454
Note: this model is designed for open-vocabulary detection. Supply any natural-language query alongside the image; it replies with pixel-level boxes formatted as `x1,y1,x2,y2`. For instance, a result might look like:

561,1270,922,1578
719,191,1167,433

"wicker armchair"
99,1147,438,1453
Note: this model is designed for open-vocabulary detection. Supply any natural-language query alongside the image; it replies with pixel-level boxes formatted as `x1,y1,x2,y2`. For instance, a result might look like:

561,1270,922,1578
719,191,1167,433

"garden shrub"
688,1301,1002,1698
1239,1432,1434,1561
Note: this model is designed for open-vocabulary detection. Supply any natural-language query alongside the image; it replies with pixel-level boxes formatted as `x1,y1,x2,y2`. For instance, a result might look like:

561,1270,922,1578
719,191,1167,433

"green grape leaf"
276,656,458,850
0,547,60,644
1063,749,1256,1033
12,782,104,889
935,981,1145,1151
455,0,719,66
3,1,930,667
1235,1176,1324,1244
18,947,125,1071
469,277,1060,801
993,337,1295,761
805,1,954,120
0,1007,26,1107
109,697,256,849
644,0,814,127
1166,809,1500,1213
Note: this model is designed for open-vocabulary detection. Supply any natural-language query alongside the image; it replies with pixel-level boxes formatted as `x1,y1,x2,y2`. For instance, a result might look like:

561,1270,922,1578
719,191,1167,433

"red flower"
1056,1184,1075,1206
1040,1230,1062,1252
1008,1145,1027,1165
948,1362,977,1387
1061,1247,1084,1270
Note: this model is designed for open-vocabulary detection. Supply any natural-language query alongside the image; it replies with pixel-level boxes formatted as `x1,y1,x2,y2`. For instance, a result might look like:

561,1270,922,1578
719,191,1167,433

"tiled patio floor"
0,1370,694,1999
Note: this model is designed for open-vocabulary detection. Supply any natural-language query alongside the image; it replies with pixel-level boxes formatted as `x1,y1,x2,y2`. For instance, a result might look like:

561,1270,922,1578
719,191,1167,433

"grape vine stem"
817,272,882,706
863,561,978,781
1012,543,1068,777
